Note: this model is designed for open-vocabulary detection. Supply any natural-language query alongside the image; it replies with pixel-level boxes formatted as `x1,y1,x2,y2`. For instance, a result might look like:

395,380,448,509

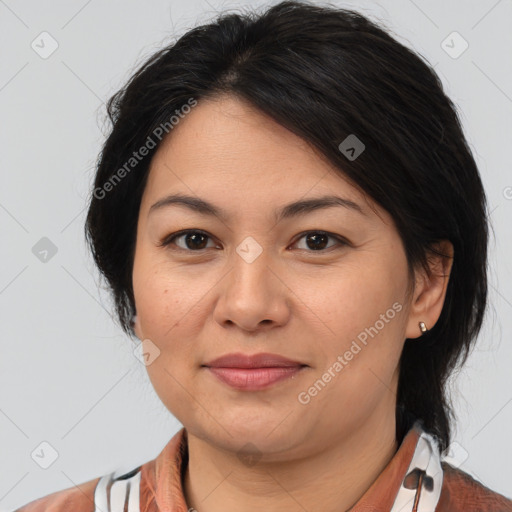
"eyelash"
158,229,349,254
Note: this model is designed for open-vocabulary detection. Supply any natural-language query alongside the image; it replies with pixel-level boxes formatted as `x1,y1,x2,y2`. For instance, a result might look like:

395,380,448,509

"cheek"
304,259,404,334
132,260,201,420
132,253,194,336
304,254,407,384
132,256,213,388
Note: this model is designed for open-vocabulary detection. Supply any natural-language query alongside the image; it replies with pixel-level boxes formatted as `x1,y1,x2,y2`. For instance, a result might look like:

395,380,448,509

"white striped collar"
94,466,142,512
390,426,444,512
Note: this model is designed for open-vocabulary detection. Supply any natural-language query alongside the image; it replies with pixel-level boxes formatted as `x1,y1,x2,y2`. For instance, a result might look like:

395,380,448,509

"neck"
183,411,398,512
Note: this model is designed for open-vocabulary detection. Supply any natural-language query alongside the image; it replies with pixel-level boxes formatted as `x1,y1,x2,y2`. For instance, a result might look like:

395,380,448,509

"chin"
186,416,320,461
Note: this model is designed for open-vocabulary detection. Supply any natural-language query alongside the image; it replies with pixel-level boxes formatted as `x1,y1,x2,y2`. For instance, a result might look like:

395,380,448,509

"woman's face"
132,95,424,458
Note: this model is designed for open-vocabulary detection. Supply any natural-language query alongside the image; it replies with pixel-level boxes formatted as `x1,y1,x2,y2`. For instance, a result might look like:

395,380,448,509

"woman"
15,1,512,510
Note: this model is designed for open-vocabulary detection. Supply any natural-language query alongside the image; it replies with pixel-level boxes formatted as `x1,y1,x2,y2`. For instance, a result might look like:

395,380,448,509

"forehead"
140,95,380,220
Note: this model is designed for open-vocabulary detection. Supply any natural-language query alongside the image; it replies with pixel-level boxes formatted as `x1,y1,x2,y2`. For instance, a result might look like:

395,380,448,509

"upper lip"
203,352,306,368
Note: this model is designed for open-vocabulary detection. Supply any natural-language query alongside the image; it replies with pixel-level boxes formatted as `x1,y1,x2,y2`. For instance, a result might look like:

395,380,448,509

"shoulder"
13,428,185,512
13,465,145,512
436,461,512,511
13,475,101,512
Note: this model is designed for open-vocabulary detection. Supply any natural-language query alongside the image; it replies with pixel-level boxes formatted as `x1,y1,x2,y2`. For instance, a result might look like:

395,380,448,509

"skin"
132,94,453,512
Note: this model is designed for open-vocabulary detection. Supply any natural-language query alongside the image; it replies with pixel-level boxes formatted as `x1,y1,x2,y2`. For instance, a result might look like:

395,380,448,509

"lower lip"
205,366,305,390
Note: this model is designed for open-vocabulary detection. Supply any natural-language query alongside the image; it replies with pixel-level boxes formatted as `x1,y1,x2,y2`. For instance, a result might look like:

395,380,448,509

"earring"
419,321,428,334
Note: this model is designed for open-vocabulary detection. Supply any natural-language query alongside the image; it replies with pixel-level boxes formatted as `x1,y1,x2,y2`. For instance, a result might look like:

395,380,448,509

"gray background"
1,0,511,509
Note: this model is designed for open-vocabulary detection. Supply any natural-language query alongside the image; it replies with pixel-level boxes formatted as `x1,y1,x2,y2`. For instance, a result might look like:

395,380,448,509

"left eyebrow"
148,193,367,222
276,195,367,222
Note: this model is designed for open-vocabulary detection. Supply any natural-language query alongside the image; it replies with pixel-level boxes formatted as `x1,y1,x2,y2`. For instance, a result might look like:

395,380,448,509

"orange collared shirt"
14,421,512,511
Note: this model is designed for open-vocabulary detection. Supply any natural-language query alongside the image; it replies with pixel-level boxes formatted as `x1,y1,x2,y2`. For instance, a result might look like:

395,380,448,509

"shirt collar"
144,420,444,512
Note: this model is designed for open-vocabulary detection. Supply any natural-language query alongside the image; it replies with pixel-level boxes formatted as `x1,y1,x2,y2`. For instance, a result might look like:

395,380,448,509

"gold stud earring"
419,321,428,334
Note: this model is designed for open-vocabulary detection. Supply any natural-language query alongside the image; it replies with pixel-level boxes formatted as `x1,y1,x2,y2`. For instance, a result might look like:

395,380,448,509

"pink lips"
203,352,306,391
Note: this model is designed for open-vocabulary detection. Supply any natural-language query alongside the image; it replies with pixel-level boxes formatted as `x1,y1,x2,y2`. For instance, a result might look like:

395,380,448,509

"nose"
213,249,291,333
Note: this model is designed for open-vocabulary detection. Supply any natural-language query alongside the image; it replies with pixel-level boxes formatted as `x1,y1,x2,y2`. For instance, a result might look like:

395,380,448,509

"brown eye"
293,231,348,252
160,230,216,251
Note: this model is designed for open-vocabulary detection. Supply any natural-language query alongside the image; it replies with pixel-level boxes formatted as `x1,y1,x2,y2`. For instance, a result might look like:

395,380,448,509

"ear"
405,240,454,339
132,314,143,341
